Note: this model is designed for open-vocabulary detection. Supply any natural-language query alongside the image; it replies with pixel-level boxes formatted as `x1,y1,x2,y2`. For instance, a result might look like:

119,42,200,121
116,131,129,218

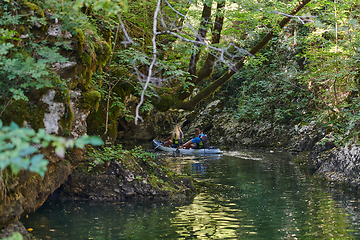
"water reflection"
22,150,360,239
172,193,242,239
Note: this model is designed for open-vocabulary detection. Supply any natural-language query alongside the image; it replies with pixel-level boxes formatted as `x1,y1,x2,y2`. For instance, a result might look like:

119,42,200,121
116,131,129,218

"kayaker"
179,128,209,149
162,125,183,148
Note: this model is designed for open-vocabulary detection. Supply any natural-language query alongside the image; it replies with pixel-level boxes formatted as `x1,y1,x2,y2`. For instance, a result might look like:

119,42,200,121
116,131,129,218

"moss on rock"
27,103,46,130
17,0,45,18
0,91,47,131
96,40,112,66
54,87,70,104
153,93,178,112
86,99,120,140
0,100,28,127
74,28,85,54
59,104,74,135
80,52,92,68
78,90,101,111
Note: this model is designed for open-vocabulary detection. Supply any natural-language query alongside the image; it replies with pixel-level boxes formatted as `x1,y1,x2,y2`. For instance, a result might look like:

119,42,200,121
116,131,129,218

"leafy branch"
0,120,103,177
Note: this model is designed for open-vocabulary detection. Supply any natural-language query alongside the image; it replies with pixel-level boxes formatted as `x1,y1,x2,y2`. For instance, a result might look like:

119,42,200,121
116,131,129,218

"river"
22,150,360,239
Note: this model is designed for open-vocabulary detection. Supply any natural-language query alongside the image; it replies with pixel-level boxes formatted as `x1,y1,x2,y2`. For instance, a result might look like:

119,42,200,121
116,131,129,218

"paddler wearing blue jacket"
179,128,208,149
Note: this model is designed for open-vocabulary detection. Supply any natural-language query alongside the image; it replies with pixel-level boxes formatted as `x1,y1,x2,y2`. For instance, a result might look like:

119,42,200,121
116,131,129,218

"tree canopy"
1,0,360,141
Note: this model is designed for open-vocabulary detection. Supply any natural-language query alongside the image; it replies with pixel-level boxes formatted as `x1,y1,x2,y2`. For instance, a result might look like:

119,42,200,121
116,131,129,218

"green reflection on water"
22,151,359,239
172,193,242,239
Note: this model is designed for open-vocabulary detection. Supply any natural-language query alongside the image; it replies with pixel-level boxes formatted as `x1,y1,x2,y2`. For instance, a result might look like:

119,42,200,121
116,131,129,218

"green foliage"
0,232,23,240
73,0,127,15
85,145,157,172
0,121,48,177
130,146,157,162
0,120,103,177
214,25,313,125
291,0,360,144
0,40,68,102
0,0,118,128
0,0,69,103
201,0,360,146
2,0,360,149
90,72,135,127
86,145,126,165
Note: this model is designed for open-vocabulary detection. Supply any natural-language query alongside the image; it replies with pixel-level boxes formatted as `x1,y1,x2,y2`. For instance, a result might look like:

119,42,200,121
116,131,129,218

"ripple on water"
223,151,265,161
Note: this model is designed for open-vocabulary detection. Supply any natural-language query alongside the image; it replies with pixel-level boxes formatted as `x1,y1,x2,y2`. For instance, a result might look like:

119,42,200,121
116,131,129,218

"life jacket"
196,134,209,149
173,132,183,145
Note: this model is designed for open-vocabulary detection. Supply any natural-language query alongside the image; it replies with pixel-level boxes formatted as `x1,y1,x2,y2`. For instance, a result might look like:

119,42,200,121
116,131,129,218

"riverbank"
52,146,197,202
0,146,198,240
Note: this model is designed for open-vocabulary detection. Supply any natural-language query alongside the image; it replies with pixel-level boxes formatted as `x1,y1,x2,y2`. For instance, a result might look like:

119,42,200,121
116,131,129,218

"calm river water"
22,150,360,239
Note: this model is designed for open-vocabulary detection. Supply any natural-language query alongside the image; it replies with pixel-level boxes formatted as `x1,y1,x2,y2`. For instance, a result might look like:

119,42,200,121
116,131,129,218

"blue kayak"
152,139,223,156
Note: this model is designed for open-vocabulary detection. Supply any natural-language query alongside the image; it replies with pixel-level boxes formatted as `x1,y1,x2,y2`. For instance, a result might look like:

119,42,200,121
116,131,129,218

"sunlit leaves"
0,120,103,177
0,42,14,54
299,1,360,128
0,12,21,26
0,41,65,101
73,0,128,15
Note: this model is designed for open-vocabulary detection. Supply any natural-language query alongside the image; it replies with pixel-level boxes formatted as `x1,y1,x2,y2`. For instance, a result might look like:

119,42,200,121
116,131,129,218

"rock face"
177,100,296,149
42,90,65,134
314,144,360,189
0,221,36,240
0,84,94,226
69,90,91,138
0,148,83,226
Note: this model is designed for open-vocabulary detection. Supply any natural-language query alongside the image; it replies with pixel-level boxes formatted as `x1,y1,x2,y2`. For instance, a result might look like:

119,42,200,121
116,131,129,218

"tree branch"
134,0,162,125
179,0,312,110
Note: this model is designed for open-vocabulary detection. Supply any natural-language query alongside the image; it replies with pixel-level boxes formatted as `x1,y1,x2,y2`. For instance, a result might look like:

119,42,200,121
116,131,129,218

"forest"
1,0,360,238
1,0,359,141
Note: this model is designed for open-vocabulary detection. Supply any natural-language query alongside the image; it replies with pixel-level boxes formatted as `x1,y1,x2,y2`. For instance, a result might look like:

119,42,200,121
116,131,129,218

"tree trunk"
188,1,213,78
179,0,225,101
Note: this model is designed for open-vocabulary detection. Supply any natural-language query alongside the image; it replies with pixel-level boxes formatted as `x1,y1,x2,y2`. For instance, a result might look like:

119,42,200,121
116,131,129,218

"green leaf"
55,146,65,158
89,136,103,146
42,140,49,148
0,159,10,170
2,232,23,240
10,137,21,147
10,121,19,130
19,146,38,156
23,128,36,137
0,42,14,55
75,139,85,149
37,129,47,139
29,154,48,177
9,157,26,175
31,136,41,144
4,143,15,150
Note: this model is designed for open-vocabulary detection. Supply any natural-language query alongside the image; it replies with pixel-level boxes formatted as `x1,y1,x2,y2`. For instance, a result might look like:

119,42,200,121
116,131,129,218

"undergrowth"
83,145,190,193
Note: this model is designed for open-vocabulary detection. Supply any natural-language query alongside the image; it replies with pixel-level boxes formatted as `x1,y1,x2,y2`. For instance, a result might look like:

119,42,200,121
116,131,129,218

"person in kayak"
179,128,209,149
162,125,183,148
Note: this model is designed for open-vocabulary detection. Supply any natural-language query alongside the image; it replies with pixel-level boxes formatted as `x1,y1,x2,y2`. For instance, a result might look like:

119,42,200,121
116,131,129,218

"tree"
177,0,312,110
118,0,313,124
